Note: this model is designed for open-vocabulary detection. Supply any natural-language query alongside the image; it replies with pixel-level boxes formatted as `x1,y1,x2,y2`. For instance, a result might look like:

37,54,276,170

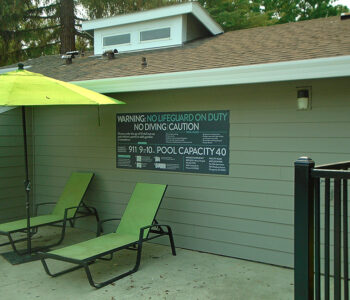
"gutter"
72,55,350,94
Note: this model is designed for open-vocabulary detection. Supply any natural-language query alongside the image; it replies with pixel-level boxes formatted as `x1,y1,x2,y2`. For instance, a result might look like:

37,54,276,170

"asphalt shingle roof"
3,16,350,82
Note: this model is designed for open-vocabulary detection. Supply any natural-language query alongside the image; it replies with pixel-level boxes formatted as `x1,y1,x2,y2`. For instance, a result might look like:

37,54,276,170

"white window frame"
102,32,131,48
139,27,171,43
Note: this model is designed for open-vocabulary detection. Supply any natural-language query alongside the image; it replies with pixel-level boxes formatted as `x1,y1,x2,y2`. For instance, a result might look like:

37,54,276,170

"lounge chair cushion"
115,183,167,238
49,233,138,261
39,183,173,289
45,183,167,261
52,172,94,218
0,172,93,234
0,215,63,233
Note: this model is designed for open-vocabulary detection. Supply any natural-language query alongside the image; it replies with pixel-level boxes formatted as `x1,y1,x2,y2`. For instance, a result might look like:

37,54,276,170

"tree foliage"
0,0,348,66
0,0,87,66
197,0,275,31
0,0,61,66
253,0,349,24
81,0,349,31
79,0,178,18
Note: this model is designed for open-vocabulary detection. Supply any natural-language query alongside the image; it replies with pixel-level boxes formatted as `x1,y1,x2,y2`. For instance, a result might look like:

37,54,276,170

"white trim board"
0,106,17,114
72,55,350,93
82,2,223,35
0,65,31,74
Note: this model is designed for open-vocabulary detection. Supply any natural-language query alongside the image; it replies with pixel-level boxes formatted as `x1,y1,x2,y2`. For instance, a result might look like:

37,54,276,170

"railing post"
294,156,315,300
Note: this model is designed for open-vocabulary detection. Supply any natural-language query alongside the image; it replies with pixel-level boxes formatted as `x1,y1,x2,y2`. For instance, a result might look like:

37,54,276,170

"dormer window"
140,27,171,42
103,33,131,47
83,2,223,55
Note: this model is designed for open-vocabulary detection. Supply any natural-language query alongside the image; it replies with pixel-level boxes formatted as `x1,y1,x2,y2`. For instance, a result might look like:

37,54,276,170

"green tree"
0,0,60,66
81,0,275,31
0,0,89,66
0,0,30,65
197,0,275,31
0,0,175,66
298,0,349,20
79,0,178,18
254,0,349,23
1,0,349,66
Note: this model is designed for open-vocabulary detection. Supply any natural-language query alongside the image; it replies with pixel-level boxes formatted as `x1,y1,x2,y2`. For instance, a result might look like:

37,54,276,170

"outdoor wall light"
296,87,312,110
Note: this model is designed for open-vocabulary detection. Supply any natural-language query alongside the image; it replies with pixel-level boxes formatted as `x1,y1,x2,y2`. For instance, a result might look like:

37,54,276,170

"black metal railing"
295,157,350,300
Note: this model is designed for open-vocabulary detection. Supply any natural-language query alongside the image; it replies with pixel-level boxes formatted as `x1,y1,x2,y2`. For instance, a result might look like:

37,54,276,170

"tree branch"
75,16,88,21
26,14,59,20
16,25,61,34
26,3,59,15
7,41,60,57
75,30,93,40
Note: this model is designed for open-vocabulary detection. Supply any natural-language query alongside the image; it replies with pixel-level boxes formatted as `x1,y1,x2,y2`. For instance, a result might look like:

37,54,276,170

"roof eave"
72,55,350,93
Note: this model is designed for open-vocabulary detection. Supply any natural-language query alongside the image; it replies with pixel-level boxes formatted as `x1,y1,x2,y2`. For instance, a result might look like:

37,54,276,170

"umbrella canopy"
0,69,124,106
0,67,124,256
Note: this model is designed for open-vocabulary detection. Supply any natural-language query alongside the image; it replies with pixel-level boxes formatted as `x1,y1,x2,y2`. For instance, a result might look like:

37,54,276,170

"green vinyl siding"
31,77,350,268
0,108,33,222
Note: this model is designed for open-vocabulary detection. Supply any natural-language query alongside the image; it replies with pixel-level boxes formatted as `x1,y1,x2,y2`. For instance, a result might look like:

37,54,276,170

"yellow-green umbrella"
0,65,125,255
0,69,124,106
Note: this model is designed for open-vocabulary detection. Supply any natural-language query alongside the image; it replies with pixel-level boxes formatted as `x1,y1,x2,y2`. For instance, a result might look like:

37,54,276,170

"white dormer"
82,2,223,55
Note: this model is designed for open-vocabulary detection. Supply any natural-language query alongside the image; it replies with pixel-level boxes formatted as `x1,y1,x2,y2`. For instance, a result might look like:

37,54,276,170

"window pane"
140,28,170,41
103,34,130,46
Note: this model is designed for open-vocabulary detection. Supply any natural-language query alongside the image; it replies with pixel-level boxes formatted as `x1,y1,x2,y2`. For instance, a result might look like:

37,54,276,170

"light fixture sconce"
296,87,312,110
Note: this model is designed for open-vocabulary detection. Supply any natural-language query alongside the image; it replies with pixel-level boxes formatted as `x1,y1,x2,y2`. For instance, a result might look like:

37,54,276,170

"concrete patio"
0,226,293,300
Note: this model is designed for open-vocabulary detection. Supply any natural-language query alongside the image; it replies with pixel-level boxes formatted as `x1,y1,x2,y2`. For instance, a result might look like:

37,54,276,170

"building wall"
184,14,210,42
0,107,32,223
32,77,350,267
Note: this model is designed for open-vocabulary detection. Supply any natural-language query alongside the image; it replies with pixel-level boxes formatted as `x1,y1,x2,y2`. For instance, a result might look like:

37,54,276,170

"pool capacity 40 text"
128,145,227,156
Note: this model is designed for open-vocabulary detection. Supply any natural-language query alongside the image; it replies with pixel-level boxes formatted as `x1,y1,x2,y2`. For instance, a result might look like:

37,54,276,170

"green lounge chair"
39,183,176,288
0,172,99,254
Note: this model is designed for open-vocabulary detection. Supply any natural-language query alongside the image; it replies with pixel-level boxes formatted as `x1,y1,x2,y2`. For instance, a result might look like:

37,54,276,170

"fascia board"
72,55,350,93
0,65,31,74
192,3,223,34
82,3,193,31
0,106,17,114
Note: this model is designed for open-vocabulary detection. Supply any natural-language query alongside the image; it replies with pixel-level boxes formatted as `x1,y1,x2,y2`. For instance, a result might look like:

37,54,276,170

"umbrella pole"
21,106,31,255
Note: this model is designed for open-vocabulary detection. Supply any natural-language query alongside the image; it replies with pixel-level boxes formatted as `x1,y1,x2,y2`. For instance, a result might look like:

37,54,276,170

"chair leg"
51,222,67,247
68,219,74,228
84,242,144,289
41,257,85,277
34,222,67,252
92,207,102,234
5,232,36,255
0,239,14,247
93,208,101,226
0,230,39,255
6,233,22,255
5,223,68,255
166,226,176,256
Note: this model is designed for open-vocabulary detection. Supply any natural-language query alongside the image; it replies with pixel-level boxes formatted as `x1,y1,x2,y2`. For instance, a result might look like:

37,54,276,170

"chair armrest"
97,218,121,237
63,206,81,220
75,204,98,216
35,202,56,215
139,224,172,240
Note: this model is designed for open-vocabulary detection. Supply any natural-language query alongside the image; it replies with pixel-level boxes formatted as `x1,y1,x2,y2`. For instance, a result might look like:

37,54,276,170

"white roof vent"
82,2,223,55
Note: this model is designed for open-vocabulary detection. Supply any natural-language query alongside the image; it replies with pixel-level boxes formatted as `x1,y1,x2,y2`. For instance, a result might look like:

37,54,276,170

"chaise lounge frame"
0,172,100,255
39,183,176,288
